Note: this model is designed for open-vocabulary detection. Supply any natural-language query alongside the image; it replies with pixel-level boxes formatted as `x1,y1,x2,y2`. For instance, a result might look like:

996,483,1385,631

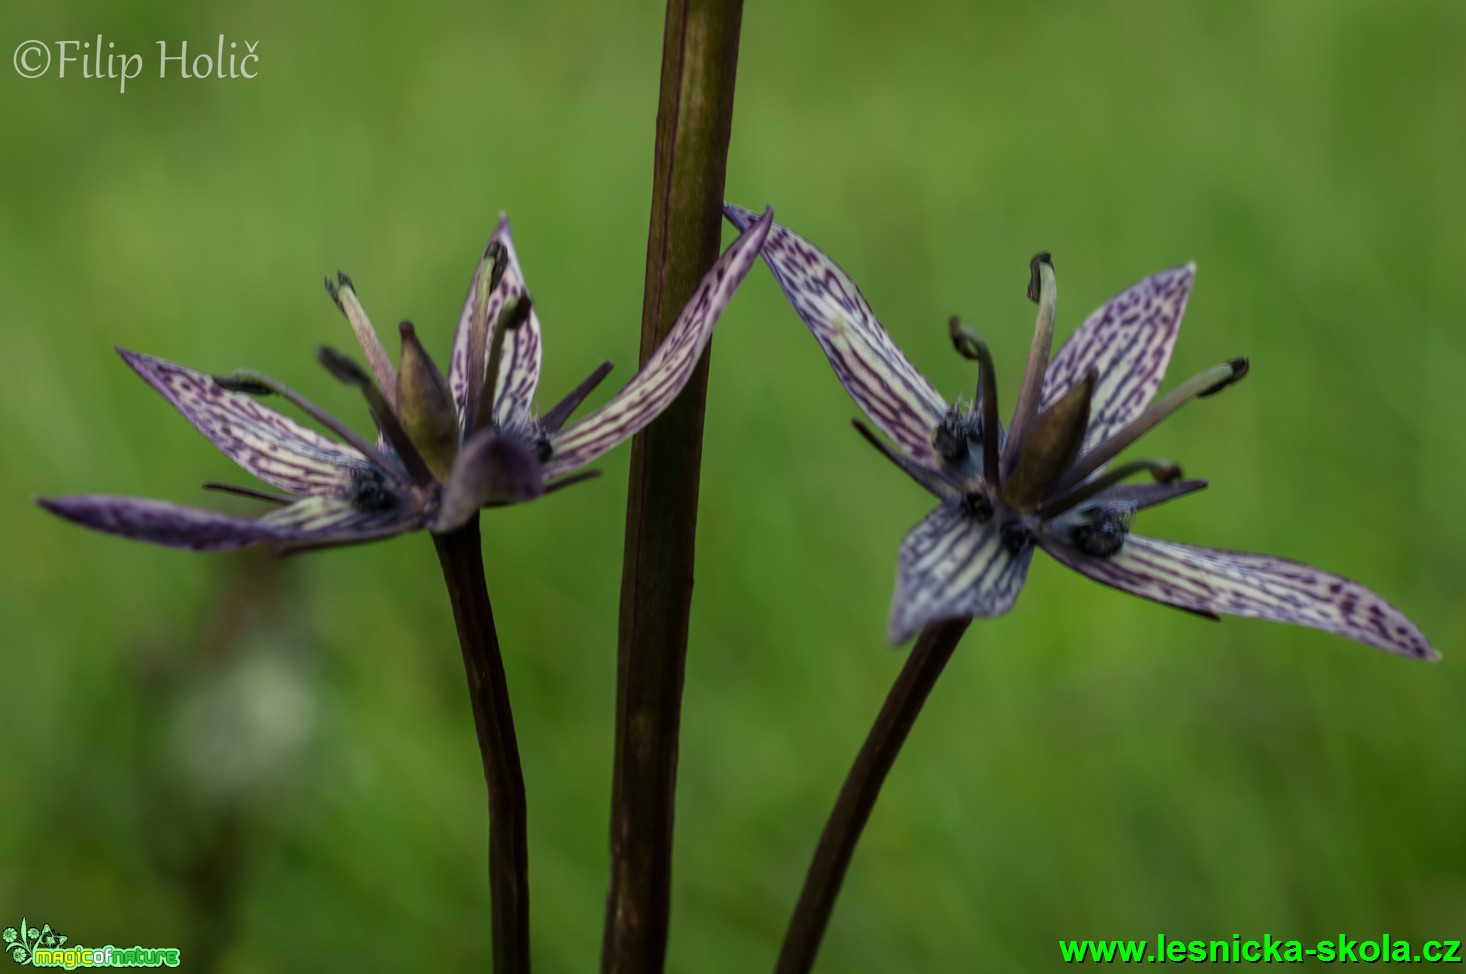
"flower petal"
448,215,544,435
39,493,422,552
1040,264,1194,455
1042,534,1437,659
120,349,372,496
541,207,774,477
38,495,283,550
890,501,1034,644
435,429,546,531
725,204,948,468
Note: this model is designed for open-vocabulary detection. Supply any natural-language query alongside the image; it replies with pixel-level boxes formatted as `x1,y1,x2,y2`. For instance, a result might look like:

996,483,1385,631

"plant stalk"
435,516,531,974
602,0,746,971
775,618,972,974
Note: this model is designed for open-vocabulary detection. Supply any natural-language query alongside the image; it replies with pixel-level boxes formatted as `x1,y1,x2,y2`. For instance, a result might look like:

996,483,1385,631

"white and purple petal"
448,215,544,435
1042,534,1437,659
38,492,422,552
725,204,948,469
1041,264,1194,455
890,501,1034,644
541,207,774,478
120,349,372,497
38,495,289,551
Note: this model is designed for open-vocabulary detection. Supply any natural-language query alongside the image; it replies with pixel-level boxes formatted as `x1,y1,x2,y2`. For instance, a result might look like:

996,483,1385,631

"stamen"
1046,357,1248,498
490,468,603,504
1036,458,1182,519
201,482,294,506
324,271,397,409
853,419,962,499
948,316,1001,483
315,347,436,486
462,243,508,439
474,295,534,435
276,522,418,558
540,360,614,433
215,368,404,480
1002,252,1057,476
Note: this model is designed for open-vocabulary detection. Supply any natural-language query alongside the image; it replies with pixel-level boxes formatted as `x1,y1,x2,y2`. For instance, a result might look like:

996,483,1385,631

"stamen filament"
540,360,614,433
277,522,420,557
216,368,405,481
314,348,436,486
1046,357,1248,498
325,272,397,409
948,317,1001,484
1002,253,1057,477
852,419,961,499
1035,458,1182,519
475,295,534,435
201,482,294,506
463,243,509,440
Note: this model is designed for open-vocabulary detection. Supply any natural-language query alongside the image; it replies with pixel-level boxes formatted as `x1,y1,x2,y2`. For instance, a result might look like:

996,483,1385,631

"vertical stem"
434,517,531,974
775,618,972,974
603,1,745,972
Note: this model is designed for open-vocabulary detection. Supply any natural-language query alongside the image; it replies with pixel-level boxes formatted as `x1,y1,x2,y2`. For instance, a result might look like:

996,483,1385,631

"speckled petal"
1041,264,1194,455
1042,534,1437,659
448,215,543,435
38,492,421,552
890,500,1033,644
120,349,371,496
38,495,287,550
541,207,774,478
725,204,948,469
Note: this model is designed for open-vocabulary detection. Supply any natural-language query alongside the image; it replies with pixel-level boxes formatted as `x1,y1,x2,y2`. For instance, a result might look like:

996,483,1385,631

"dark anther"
1198,357,1250,398
323,276,341,307
961,492,994,523
213,374,275,396
484,241,509,294
948,316,984,361
933,409,970,463
349,468,399,514
1002,520,1036,554
1072,511,1130,558
336,271,355,292
502,295,534,332
534,437,553,463
1027,252,1054,303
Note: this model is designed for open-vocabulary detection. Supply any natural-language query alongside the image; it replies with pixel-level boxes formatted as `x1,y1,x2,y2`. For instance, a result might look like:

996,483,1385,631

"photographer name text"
14,35,259,92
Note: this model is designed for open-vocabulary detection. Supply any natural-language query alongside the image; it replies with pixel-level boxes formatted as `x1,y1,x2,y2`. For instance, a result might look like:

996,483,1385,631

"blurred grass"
2,0,1464,971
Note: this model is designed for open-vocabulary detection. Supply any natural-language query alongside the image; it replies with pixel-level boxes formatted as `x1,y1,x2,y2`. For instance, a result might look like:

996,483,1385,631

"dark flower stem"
434,516,530,974
775,617,972,974
603,1,745,971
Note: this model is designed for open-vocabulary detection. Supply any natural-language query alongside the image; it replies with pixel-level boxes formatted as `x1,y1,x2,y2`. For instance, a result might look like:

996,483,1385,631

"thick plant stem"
434,516,530,974
775,618,972,974
602,1,745,972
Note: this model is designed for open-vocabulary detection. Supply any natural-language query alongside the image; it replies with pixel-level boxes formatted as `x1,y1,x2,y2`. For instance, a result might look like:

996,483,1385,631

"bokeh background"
3,0,1463,970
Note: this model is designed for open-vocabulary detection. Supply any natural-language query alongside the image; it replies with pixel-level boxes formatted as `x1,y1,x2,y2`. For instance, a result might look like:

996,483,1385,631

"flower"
725,204,1435,659
41,208,773,552
2,928,16,944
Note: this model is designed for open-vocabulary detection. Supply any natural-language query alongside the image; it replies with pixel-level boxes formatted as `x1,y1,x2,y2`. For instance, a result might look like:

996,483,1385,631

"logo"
4,921,65,965
2,920,180,968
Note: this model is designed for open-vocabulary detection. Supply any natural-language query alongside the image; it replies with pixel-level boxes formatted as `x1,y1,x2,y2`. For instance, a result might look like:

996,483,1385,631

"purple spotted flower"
726,205,1435,659
41,208,773,552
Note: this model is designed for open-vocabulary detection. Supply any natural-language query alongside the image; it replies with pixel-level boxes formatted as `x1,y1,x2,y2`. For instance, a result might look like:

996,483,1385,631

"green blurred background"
3,0,1463,970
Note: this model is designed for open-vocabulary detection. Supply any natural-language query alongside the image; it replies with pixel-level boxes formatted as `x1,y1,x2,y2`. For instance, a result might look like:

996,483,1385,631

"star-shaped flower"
726,204,1434,659
41,208,773,551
